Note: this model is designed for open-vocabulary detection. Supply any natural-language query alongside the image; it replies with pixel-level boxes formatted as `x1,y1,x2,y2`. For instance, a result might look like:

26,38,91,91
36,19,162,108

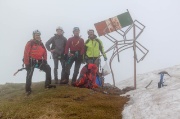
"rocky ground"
93,83,135,96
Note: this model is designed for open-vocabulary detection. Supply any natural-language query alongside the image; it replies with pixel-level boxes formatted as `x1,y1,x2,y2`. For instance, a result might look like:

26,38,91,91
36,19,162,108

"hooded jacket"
85,35,106,58
64,36,84,55
75,63,98,88
24,39,47,65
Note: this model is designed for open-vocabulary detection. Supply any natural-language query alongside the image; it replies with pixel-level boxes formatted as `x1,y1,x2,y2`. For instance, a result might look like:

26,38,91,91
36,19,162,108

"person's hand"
104,57,107,61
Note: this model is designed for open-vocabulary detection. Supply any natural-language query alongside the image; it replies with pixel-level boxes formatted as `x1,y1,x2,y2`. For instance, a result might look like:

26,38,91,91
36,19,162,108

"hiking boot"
71,81,76,87
45,85,56,89
60,79,69,84
26,91,31,96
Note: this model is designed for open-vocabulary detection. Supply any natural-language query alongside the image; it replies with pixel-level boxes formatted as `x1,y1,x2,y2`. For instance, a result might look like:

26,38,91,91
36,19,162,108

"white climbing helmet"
33,30,41,36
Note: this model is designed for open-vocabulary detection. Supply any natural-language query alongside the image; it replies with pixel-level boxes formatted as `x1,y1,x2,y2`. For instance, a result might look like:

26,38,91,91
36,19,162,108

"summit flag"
94,12,133,36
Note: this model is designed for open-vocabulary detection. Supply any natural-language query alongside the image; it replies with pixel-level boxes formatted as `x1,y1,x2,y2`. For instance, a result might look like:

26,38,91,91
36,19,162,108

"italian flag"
94,12,133,36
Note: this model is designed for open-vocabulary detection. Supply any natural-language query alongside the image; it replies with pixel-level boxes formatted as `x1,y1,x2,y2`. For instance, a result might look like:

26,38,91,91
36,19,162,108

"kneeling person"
74,63,98,89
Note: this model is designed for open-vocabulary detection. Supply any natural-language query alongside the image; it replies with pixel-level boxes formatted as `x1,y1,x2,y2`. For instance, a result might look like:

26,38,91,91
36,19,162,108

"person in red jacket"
23,30,55,96
74,63,98,89
61,27,84,85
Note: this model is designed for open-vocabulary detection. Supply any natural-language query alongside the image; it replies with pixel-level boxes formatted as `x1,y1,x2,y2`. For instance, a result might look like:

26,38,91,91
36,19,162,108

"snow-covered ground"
117,65,180,119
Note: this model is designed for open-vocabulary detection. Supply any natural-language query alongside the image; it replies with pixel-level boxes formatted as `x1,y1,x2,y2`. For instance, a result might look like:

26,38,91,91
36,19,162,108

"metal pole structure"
133,23,137,89
94,10,148,89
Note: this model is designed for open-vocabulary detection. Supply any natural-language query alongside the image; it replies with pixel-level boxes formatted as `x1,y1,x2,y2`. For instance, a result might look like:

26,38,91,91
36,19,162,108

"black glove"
104,56,107,61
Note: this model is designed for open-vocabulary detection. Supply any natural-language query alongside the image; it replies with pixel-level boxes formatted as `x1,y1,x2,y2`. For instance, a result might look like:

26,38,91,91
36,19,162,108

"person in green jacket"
85,29,107,66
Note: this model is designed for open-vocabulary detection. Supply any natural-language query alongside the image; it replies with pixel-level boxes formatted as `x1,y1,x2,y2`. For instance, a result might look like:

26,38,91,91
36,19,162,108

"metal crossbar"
98,19,148,88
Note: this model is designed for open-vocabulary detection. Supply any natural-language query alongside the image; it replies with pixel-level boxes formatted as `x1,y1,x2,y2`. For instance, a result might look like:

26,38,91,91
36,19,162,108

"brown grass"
0,82,129,119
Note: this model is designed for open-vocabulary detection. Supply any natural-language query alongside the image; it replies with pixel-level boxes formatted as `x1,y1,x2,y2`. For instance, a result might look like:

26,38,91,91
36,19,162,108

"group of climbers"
23,27,107,95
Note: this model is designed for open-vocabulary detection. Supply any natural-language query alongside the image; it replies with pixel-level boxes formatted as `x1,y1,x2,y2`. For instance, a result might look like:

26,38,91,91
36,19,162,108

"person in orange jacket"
74,63,98,89
23,30,55,96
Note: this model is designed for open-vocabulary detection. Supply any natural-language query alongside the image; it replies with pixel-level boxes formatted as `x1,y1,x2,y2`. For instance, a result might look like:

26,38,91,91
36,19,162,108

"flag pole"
127,9,137,89
133,22,137,89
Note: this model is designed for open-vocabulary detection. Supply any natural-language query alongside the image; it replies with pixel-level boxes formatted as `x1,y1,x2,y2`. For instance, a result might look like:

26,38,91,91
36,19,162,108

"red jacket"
24,39,47,65
64,36,84,55
75,64,98,88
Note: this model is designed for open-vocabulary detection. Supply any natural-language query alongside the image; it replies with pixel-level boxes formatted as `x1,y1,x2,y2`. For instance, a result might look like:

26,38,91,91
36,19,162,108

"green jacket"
85,38,106,58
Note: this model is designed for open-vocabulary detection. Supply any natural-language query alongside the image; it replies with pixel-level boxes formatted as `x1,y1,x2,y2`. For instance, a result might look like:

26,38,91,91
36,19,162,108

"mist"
0,0,180,85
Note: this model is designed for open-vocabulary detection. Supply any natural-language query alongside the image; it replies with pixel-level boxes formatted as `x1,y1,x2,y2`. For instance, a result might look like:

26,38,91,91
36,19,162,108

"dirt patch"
93,83,135,96
0,112,3,118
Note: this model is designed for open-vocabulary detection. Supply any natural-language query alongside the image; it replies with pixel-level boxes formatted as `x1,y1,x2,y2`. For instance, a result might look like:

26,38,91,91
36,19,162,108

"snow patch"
118,65,180,119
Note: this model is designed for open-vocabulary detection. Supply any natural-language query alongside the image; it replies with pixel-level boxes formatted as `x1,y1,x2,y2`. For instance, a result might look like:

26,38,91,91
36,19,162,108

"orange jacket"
24,39,47,65
75,64,98,88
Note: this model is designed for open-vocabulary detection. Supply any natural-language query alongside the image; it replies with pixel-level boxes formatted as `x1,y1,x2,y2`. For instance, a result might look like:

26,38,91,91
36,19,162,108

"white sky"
0,0,180,84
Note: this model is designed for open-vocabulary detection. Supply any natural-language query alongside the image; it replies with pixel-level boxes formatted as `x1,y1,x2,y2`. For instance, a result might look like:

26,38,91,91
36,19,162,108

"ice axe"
158,71,171,88
13,67,26,76
158,71,171,77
